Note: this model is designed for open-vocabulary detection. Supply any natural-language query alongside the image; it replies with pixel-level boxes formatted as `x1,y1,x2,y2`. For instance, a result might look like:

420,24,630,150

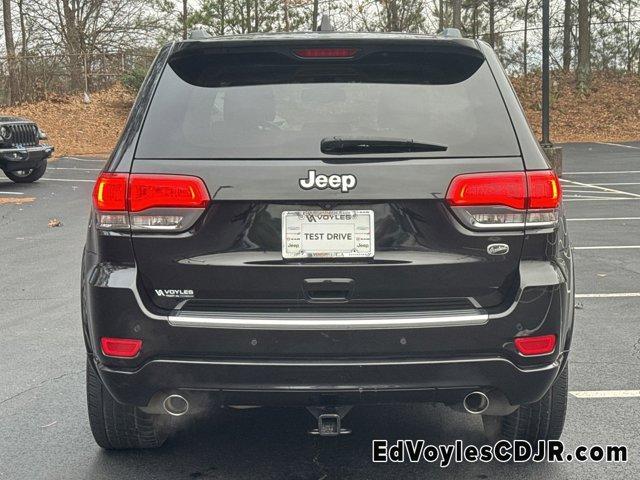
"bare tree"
523,0,531,74
562,0,572,71
488,0,495,47
451,0,461,28
312,0,318,30
3,0,20,103
182,0,188,39
577,0,590,90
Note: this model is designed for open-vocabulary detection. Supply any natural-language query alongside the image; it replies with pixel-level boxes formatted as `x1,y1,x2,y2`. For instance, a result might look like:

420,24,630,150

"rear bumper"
0,145,54,171
83,252,574,409
95,355,564,408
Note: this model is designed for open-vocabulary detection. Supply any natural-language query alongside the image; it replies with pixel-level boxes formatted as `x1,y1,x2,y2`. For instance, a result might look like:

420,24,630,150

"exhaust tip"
163,394,189,416
463,391,489,415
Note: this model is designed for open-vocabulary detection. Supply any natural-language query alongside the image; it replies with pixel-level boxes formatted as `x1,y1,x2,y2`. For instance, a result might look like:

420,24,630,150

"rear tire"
86,358,169,449
4,162,47,183
482,361,568,443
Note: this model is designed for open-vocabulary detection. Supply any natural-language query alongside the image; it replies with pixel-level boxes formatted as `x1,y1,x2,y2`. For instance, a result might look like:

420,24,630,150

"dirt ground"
2,72,639,156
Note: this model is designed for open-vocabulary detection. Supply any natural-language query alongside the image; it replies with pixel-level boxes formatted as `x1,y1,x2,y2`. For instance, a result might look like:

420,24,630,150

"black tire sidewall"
4,161,47,183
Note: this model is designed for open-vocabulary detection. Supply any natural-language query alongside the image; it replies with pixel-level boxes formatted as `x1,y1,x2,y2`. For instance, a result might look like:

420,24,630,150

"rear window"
136,47,520,159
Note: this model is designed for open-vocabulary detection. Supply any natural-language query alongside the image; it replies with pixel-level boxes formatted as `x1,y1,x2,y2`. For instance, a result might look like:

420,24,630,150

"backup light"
101,337,142,358
92,173,210,232
514,334,557,356
446,170,561,230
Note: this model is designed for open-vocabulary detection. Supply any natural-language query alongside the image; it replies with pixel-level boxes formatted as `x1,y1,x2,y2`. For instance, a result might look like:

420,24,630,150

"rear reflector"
446,170,561,230
514,334,557,356
101,337,142,358
293,48,358,58
92,173,210,232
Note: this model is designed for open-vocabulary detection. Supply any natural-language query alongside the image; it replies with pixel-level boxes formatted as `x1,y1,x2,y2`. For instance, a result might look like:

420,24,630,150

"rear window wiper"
321,137,448,155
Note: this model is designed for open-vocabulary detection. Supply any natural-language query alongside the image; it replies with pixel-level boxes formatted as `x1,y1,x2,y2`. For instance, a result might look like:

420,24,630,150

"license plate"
282,210,375,259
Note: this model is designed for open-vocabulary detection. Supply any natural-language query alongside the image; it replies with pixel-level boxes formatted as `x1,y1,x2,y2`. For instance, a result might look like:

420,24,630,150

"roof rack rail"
188,29,212,40
438,28,463,39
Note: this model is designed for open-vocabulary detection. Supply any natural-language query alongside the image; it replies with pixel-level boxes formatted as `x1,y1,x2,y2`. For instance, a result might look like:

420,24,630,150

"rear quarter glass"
135,47,520,159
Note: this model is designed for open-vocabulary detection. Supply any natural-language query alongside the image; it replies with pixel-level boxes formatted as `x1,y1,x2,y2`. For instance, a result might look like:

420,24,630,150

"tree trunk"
17,0,27,100
245,0,251,33
182,0,188,39
283,0,289,31
562,0,572,70
452,0,461,29
577,0,590,91
61,0,85,91
3,0,19,104
472,1,478,38
489,0,495,47
220,0,225,35
312,0,318,30
254,0,259,32
438,0,444,31
627,0,632,72
523,0,529,75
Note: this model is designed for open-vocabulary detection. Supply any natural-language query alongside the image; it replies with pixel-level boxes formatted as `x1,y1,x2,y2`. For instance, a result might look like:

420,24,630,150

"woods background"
0,1,639,152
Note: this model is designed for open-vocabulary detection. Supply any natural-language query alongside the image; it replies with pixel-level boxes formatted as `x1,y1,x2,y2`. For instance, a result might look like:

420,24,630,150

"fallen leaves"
512,71,640,143
48,218,63,227
0,196,35,205
2,84,135,157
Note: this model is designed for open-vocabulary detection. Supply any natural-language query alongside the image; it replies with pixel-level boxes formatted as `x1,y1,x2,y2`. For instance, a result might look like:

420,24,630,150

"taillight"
293,48,358,58
92,173,210,232
101,337,142,358
446,170,561,230
514,334,557,356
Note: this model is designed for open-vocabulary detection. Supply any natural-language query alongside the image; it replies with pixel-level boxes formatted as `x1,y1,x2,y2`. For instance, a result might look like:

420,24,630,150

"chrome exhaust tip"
463,391,490,415
163,394,189,416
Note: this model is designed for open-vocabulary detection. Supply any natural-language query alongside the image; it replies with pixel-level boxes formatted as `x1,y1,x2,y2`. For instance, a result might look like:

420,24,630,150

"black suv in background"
82,31,573,449
0,116,53,183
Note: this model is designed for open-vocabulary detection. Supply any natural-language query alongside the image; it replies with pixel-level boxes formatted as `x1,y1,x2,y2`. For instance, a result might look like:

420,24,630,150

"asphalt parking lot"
1,142,639,479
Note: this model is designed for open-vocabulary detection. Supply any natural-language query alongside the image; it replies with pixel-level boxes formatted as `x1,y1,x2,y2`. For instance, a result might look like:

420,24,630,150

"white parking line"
571,390,640,398
567,217,640,221
47,167,103,171
576,293,640,298
63,156,107,162
598,142,640,150
41,178,95,183
564,197,640,201
0,191,24,195
561,179,640,198
564,170,640,175
573,245,640,250
592,182,640,186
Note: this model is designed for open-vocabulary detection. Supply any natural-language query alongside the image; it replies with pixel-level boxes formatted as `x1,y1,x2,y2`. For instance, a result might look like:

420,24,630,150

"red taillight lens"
514,334,557,356
128,174,209,212
446,172,527,209
101,337,142,358
527,170,561,209
293,48,358,58
92,173,210,231
445,170,561,230
93,173,127,211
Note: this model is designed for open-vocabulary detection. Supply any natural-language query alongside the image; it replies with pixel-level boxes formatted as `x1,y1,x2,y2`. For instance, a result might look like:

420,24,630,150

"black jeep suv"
82,31,574,449
0,116,53,183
